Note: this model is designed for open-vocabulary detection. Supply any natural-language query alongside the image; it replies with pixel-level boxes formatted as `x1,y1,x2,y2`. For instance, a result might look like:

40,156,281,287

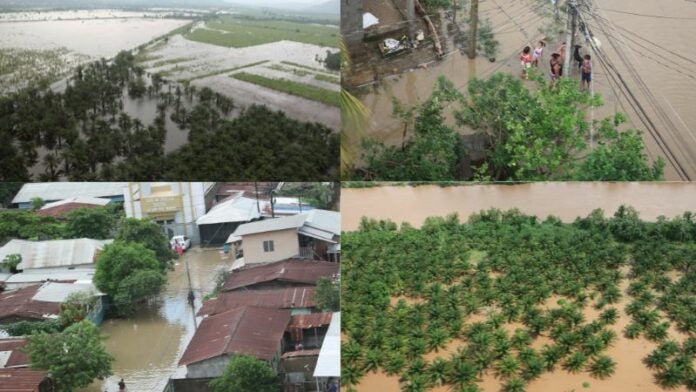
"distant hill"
308,0,338,14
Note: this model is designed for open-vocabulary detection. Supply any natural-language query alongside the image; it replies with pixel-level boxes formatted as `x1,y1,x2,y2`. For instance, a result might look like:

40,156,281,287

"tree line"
0,50,338,181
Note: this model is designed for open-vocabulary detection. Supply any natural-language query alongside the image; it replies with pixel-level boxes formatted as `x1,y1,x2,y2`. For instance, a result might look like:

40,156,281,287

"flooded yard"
83,247,230,392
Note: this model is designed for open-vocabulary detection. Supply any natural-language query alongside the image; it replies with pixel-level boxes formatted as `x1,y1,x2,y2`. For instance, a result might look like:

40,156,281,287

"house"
179,306,291,378
0,282,104,325
12,182,126,209
0,285,60,324
198,287,316,317
0,338,30,368
196,194,262,246
222,259,339,292
3,269,95,290
124,182,208,244
232,209,340,264
0,238,112,274
287,312,333,349
0,369,53,392
35,197,111,218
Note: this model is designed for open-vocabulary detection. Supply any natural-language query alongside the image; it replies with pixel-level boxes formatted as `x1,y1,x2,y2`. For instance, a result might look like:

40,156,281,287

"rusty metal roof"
36,202,104,218
198,287,316,316
0,338,30,368
179,306,291,366
0,369,48,391
222,259,338,291
288,313,333,330
0,285,60,322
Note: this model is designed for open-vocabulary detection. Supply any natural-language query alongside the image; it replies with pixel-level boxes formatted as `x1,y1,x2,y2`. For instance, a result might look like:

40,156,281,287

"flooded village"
342,0,696,181
0,182,341,392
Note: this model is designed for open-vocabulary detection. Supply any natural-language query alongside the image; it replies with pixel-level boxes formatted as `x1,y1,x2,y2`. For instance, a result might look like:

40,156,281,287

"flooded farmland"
348,0,696,180
344,183,695,392
84,247,229,392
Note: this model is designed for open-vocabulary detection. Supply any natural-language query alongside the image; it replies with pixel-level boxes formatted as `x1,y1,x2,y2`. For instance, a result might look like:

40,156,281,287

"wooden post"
468,0,479,59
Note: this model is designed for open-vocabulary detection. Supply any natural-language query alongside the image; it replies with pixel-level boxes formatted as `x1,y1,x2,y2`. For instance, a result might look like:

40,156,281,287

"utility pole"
407,0,416,41
254,182,260,213
563,0,577,78
468,0,479,59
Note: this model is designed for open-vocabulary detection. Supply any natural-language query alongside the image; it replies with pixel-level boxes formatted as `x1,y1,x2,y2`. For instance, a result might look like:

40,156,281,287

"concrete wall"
186,355,231,379
243,229,299,264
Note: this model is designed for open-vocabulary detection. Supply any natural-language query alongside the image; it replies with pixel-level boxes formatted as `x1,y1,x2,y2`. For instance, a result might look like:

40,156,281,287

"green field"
231,72,339,107
185,16,339,48
181,60,270,82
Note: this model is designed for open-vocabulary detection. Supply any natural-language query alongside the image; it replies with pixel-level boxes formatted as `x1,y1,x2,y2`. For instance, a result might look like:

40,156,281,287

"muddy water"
350,0,696,180
342,183,696,231
82,247,229,392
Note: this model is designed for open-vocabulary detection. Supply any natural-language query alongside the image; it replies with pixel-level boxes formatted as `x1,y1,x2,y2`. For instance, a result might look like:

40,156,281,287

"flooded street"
342,182,696,231
83,247,229,392
349,0,696,179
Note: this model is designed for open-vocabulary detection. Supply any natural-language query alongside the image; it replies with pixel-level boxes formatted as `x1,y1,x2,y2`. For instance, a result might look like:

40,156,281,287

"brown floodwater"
349,0,696,180
342,182,696,231
82,247,229,392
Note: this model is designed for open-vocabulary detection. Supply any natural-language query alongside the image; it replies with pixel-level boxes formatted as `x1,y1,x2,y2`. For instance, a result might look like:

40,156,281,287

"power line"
601,8,696,20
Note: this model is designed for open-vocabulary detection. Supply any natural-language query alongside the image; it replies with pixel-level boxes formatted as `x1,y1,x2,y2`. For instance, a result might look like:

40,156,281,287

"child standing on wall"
520,46,533,79
581,54,592,91
532,41,545,67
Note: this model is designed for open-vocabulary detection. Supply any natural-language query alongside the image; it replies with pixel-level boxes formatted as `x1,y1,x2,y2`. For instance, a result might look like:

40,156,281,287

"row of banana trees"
342,207,696,391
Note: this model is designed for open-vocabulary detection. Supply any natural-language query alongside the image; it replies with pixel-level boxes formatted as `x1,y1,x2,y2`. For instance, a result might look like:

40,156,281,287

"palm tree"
427,357,450,386
646,322,670,342
589,355,616,379
502,377,526,392
656,361,687,389
363,348,382,373
495,355,520,379
599,308,618,325
342,364,365,387
563,352,588,374
449,358,478,387
624,323,643,339
427,328,450,352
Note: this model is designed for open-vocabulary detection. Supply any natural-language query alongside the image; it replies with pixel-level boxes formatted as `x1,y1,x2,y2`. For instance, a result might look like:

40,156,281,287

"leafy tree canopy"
64,207,114,239
209,355,277,392
315,276,340,312
115,218,174,270
26,320,114,391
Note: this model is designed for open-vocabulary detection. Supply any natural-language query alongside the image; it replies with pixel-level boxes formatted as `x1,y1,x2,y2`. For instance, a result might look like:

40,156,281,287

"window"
263,240,275,252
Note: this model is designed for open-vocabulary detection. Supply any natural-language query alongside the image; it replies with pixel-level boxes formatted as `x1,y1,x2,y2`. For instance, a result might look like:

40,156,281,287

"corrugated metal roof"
0,338,29,368
222,259,339,291
31,282,103,303
0,368,48,391
313,312,340,378
179,306,290,366
36,197,110,218
4,269,95,284
303,210,340,237
0,285,60,322
12,182,125,204
0,239,112,270
288,313,333,329
196,195,262,225
233,214,307,236
198,287,316,316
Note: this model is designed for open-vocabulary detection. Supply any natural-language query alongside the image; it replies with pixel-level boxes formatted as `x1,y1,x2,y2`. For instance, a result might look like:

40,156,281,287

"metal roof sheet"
0,368,48,391
233,214,307,236
31,282,103,303
198,287,316,316
222,259,339,291
4,269,95,284
12,182,126,204
313,312,340,378
196,195,262,225
0,239,112,270
36,197,110,218
179,306,291,366
0,285,60,322
0,338,29,368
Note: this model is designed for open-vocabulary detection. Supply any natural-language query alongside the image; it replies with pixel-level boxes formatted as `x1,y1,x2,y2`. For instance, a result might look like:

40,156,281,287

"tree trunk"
407,0,416,41
468,0,479,59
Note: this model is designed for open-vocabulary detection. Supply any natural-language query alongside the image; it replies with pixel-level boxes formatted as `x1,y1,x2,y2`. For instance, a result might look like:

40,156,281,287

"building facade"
123,183,209,244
